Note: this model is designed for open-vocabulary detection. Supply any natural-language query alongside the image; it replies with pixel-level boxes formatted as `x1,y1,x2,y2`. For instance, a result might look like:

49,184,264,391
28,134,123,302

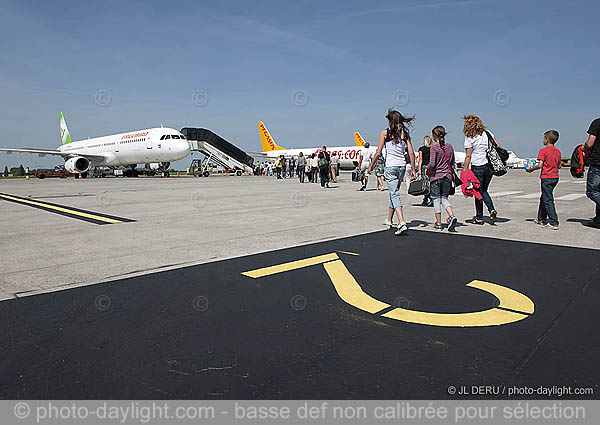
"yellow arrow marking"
241,253,535,327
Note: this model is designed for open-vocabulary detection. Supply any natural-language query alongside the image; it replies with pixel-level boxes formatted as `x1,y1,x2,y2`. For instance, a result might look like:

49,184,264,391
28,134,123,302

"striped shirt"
426,143,455,182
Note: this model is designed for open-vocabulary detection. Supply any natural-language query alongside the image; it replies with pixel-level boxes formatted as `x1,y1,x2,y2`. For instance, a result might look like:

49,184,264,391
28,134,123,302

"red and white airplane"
256,122,374,170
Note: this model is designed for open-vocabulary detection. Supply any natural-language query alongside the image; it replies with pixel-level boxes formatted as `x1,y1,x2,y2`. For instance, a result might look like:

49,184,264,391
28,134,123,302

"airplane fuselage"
263,146,467,169
59,127,190,167
262,146,377,170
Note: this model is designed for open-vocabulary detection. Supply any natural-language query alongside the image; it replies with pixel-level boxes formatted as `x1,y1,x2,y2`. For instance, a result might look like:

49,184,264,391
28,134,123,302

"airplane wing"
248,151,269,157
0,148,105,161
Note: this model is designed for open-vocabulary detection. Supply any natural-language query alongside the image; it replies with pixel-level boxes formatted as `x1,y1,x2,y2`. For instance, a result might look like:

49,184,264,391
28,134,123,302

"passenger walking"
462,114,502,225
318,146,331,188
358,143,374,191
368,108,416,235
417,136,434,206
297,152,306,183
582,118,600,228
526,130,561,230
330,152,339,183
375,152,385,190
281,157,287,178
426,126,458,231
311,154,319,183
275,156,282,179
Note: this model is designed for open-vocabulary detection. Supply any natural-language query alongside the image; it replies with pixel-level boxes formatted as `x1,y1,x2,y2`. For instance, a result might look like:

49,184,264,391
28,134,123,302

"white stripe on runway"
555,193,586,201
489,191,523,197
514,193,540,199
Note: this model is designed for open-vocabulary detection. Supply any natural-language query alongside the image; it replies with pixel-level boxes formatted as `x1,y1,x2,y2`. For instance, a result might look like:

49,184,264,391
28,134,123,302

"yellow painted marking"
467,280,535,314
381,280,534,327
323,260,390,314
0,194,121,224
337,251,360,256
241,253,535,327
241,253,339,279
382,305,528,327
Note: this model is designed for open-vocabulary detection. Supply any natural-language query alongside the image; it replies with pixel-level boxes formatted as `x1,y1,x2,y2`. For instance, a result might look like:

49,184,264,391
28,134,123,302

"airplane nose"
179,140,191,156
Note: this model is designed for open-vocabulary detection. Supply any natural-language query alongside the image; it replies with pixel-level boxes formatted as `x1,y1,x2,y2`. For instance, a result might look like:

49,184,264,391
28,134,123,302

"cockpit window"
160,135,166,140
171,135,180,139
165,135,171,139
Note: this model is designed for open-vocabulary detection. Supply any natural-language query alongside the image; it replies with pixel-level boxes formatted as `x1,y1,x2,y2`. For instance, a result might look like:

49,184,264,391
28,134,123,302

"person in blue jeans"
526,130,561,230
583,118,600,228
368,109,416,235
462,114,503,225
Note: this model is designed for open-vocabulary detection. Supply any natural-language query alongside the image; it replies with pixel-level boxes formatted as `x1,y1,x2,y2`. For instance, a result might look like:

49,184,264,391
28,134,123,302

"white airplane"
256,122,377,170
0,112,191,177
505,151,528,168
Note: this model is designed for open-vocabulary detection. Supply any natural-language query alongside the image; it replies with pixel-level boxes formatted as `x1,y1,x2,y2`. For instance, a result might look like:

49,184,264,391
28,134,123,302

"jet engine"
64,156,91,174
148,162,170,171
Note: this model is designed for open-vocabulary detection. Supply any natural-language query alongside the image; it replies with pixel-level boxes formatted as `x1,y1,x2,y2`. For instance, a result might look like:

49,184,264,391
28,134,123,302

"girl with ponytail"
427,125,458,231
367,108,416,235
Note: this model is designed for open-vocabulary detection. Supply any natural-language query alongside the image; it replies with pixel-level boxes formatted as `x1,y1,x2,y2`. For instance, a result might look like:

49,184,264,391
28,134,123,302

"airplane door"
146,133,152,150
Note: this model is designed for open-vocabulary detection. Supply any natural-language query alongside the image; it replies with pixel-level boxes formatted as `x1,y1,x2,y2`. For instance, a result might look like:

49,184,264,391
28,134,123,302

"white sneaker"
544,223,559,230
395,222,408,235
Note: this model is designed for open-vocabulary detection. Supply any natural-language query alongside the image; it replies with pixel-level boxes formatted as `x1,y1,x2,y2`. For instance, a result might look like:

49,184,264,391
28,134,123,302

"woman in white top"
368,109,416,235
462,114,503,224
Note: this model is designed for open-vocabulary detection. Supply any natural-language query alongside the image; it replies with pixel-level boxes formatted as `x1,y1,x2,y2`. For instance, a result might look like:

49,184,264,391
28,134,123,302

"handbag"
485,130,509,162
485,131,507,176
408,175,430,196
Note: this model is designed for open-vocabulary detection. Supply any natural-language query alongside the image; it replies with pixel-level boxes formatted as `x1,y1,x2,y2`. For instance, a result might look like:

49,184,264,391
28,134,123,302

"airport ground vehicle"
35,169,71,179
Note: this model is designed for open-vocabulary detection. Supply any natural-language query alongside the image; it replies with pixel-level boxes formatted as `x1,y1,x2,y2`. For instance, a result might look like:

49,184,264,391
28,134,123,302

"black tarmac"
0,230,598,399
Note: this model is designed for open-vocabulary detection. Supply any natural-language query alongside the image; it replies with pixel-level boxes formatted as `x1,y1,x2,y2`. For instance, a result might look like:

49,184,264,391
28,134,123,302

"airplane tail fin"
59,112,73,145
354,132,366,147
258,121,286,152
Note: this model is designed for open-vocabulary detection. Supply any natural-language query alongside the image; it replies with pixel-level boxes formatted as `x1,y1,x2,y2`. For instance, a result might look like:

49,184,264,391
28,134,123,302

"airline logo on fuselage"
121,131,149,140
311,148,365,160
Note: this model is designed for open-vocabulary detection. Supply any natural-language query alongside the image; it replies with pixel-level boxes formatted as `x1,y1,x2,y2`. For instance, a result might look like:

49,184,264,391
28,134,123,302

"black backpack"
570,144,589,178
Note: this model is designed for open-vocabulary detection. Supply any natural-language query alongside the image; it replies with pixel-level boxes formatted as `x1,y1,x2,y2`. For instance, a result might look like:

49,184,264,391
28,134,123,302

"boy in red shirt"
526,130,561,230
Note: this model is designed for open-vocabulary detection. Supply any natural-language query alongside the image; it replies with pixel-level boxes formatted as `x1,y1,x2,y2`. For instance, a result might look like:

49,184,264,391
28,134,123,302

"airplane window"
160,135,165,140
171,135,180,139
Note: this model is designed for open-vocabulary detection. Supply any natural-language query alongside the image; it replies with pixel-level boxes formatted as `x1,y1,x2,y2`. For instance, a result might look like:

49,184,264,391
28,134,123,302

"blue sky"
0,0,598,169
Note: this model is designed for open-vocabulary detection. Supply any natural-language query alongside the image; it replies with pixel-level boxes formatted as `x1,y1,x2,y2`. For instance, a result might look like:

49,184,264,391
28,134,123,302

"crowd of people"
251,109,600,235
253,150,340,186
